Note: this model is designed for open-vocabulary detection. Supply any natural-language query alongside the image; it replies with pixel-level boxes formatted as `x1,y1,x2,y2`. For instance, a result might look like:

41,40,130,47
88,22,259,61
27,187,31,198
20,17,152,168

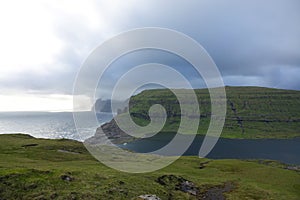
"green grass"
0,134,299,199
127,86,300,139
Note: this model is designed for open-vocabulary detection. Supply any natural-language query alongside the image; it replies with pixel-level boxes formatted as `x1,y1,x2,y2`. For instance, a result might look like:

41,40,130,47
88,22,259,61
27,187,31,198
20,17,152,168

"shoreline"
2,133,300,166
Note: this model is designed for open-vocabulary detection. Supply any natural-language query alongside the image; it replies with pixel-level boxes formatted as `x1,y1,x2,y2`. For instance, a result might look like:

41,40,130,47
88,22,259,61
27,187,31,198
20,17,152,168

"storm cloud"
1,0,300,100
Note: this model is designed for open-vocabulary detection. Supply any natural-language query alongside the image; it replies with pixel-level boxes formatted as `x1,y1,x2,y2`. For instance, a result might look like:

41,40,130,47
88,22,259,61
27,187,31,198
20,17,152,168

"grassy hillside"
128,86,300,139
0,134,299,199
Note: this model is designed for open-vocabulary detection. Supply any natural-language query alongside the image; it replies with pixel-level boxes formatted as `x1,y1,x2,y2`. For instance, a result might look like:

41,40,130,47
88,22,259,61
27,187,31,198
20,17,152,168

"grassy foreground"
0,134,299,200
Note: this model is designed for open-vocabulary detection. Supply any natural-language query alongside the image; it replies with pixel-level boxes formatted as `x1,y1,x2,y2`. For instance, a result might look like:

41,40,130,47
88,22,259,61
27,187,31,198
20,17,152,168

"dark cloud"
106,0,300,91
2,0,300,97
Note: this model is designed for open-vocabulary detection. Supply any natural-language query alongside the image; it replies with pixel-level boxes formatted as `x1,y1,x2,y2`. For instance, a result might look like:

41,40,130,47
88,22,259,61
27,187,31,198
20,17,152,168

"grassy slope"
128,86,300,139
0,134,299,199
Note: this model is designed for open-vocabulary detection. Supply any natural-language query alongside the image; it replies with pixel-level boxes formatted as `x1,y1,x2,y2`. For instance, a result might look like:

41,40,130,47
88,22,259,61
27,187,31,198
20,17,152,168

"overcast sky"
0,0,299,111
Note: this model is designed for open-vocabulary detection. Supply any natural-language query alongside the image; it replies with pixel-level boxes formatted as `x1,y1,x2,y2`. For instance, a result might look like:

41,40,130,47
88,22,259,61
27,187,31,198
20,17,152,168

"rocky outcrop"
228,100,245,134
85,119,134,145
157,175,199,196
137,194,161,200
92,98,128,113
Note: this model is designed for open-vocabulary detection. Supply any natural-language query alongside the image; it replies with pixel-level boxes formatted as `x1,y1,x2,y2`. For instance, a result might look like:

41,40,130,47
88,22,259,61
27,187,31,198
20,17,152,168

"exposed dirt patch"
57,149,80,154
21,143,38,148
198,182,236,200
199,161,210,169
157,175,235,199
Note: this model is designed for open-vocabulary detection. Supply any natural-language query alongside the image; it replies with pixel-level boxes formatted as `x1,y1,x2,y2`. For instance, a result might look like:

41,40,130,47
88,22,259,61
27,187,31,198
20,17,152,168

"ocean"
0,111,113,141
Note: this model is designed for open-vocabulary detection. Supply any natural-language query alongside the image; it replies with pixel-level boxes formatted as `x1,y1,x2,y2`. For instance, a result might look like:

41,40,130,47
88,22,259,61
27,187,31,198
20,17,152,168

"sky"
0,0,299,111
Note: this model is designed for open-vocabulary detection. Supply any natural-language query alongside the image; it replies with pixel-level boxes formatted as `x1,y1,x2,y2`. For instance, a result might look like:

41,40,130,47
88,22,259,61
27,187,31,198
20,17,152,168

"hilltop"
99,86,300,140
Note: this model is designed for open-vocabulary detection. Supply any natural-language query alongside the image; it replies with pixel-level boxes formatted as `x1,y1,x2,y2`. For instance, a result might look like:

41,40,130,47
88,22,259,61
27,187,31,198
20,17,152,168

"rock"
100,119,132,140
85,119,134,145
157,174,184,186
32,194,47,200
178,180,198,196
61,174,74,182
137,194,161,200
284,165,300,172
119,180,125,185
157,175,199,196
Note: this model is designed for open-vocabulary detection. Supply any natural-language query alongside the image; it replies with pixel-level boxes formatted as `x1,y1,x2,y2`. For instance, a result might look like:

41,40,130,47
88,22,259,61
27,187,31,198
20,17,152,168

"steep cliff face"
85,119,134,144
92,99,128,113
88,86,300,141
127,86,300,138
92,99,113,113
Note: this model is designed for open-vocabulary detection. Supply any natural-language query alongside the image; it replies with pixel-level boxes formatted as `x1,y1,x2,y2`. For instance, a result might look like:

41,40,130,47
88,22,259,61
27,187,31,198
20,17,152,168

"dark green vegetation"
128,86,300,139
0,134,299,199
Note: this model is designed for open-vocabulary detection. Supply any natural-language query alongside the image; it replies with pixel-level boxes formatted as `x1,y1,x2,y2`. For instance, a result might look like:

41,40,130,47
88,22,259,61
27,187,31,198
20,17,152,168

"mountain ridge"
91,86,300,141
